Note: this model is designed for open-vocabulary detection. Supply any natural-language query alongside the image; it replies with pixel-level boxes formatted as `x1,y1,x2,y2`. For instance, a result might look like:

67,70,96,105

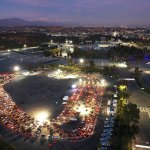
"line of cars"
100,87,118,150
0,73,105,143
100,115,115,149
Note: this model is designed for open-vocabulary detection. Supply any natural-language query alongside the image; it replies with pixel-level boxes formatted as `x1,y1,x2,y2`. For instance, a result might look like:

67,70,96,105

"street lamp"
79,78,82,83
101,79,106,87
79,58,84,63
35,111,49,125
77,104,91,116
13,66,20,72
72,84,77,89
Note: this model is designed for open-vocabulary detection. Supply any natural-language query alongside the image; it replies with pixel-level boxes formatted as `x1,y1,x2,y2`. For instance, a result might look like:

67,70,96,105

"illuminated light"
144,70,150,74
65,75,77,79
72,84,77,89
135,145,150,149
57,69,62,73
119,85,127,91
21,71,29,76
141,87,145,90
55,69,62,75
7,49,10,52
79,59,84,63
13,66,20,72
101,79,106,87
122,78,135,81
35,111,49,125
76,104,91,116
117,63,127,68
79,78,82,83
114,94,118,98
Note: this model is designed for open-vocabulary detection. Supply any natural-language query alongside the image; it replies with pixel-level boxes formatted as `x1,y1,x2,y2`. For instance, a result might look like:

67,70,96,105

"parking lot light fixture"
79,59,84,64
101,79,106,87
79,78,82,83
13,66,20,72
72,84,77,89
77,104,91,116
35,111,49,125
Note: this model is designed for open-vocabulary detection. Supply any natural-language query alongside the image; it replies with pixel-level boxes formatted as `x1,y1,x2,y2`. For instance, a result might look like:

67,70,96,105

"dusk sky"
0,0,150,26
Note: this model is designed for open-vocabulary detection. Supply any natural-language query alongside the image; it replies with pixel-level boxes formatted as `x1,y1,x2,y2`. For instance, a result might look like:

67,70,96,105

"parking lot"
0,71,107,150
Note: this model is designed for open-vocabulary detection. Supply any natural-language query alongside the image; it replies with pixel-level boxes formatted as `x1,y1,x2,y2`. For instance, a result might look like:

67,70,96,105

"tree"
123,103,140,125
67,58,74,66
43,50,52,57
134,67,143,87
112,103,140,150
0,139,16,150
103,66,110,75
88,60,95,68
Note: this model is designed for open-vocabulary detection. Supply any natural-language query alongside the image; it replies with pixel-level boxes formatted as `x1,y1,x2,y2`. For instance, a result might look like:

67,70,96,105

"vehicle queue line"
0,73,105,142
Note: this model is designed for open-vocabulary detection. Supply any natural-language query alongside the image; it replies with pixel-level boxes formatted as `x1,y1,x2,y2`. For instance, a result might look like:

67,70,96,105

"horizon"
0,17,149,28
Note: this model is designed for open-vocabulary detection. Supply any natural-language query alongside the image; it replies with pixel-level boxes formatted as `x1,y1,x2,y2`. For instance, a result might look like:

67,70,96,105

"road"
0,50,68,73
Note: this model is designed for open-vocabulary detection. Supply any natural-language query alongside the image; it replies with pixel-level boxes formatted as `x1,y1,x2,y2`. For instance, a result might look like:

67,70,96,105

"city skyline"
0,0,150,26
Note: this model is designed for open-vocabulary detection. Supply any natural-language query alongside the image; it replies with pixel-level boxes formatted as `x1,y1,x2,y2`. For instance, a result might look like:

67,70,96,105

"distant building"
112,31,119,37
93,41,116,50
78,40,120,50
39,43,58,51
60,40,74,53
39,40,74,57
